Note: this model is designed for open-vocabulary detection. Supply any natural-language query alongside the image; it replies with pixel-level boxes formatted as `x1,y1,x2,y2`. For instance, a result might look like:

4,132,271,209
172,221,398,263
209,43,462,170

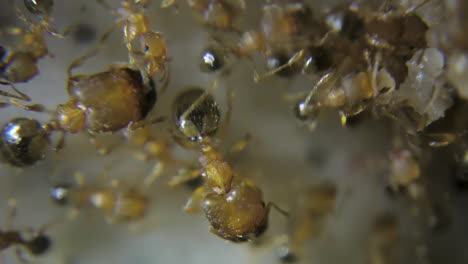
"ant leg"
53,131,66,153
253,49,305,82
168,166,203,187
142,162,164,190
7,0,33,27
128,116,166,131
0,27,27,39
406,0,430,14
88,134,111,155
67,208,80,221
184,186,207,214
95,157,117,185
9,98,46,112
217,84,233,139
73,172,86,186
227,133,251,157
14,247,29,264
266,202,289,217
0,81,31,101
180,79,220,124
4,198,18,230
159,66,170,94
66,25,116,77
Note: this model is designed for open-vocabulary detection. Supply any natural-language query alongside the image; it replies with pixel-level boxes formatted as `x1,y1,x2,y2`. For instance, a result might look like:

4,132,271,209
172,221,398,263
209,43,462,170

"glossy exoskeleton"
0,118,50,167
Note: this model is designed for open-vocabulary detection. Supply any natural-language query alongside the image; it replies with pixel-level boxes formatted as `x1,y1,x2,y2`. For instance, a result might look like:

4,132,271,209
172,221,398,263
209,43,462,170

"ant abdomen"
58,68,157,133
203,179,269,242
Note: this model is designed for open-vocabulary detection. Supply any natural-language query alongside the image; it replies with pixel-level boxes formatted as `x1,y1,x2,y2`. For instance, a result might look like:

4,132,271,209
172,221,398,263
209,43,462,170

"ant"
162,0,245,32
124,122,183,184
252,2,430,128
293,53,397,128
0,199,53,264
97,0,170,89
50,164,159,224
170,82,286,242
1,26,161,154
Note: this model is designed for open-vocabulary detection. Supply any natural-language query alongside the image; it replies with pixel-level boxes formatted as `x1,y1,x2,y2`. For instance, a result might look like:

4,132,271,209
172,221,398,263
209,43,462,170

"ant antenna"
180,79,219,121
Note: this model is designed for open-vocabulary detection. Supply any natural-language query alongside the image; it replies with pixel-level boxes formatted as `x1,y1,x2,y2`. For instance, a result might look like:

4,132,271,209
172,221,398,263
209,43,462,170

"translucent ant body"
125,123,179,184
170,85,282,242
50,169,156,224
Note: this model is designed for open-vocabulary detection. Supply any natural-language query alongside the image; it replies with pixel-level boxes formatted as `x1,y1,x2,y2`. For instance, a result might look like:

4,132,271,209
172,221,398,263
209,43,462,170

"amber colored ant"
0,199,53,264
170,83,286,242
293,53,397,128
1,26,161,154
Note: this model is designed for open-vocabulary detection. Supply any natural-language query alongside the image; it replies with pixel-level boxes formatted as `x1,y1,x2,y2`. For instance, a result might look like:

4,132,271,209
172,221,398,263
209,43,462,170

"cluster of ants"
0,0,465,263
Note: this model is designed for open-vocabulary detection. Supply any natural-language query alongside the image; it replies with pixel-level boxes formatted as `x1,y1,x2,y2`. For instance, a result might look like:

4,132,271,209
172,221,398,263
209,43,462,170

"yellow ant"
170,81,286,242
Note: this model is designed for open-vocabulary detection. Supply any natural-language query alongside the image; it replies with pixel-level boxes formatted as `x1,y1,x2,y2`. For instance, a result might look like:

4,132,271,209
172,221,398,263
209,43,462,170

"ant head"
27,234,51,255
50,184,71,205
172,88,221,143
